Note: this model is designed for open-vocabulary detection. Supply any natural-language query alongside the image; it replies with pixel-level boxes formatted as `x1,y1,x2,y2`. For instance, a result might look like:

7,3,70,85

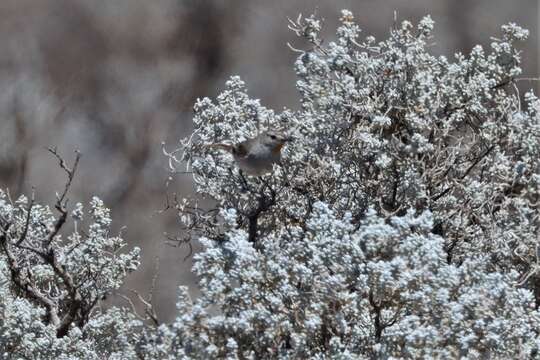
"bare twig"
118,293,146,322
47,147,81,206
432,145,495,202
0,232,61,328
45,148,81,246
164,233,193,261
244,181,277,244
148,256,160,313
16,189,35,246
121,256,161,327
515,77,540,82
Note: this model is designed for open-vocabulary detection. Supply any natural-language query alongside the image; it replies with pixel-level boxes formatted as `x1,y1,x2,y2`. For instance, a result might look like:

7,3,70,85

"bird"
205,130,292,176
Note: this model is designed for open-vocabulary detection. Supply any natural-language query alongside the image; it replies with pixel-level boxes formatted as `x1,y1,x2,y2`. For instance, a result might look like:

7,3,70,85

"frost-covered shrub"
151,205,539,359
0,152,142,359
2,10,540,359
164,10,540,358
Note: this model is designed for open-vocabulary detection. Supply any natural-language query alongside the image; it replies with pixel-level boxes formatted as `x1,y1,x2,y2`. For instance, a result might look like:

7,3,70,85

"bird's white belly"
234,151,280,176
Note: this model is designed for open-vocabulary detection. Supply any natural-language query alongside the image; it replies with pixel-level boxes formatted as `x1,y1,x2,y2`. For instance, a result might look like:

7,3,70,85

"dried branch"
431,145,495,202
244,181,277,244
45,148,81,246
16,189,35,246
1,232,61,327
126,257,161,327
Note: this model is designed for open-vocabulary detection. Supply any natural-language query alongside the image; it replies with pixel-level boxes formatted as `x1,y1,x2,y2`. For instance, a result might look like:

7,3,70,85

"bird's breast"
272,143,284,154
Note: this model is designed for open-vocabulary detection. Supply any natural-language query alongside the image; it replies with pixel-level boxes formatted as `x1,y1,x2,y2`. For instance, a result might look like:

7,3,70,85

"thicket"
1,11,539,359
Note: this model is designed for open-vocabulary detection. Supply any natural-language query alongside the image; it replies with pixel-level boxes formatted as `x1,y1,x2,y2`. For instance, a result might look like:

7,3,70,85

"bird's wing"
233,139,253,158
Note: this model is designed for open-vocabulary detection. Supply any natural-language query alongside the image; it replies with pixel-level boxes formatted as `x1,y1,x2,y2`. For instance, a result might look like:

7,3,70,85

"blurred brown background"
0,0,537,322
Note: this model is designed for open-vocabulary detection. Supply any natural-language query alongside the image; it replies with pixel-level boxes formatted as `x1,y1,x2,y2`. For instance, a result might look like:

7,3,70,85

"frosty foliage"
0,191,142,358
2,10,540,359
0,153,142,359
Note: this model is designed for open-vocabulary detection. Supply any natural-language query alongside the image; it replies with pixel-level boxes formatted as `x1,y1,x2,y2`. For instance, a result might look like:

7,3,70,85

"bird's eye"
270,134,276,139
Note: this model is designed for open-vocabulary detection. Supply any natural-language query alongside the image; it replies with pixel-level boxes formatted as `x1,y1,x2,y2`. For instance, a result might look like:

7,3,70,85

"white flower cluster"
2,10,539,359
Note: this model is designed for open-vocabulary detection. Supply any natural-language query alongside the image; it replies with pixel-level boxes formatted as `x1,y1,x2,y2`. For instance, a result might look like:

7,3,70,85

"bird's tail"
203,143,235,153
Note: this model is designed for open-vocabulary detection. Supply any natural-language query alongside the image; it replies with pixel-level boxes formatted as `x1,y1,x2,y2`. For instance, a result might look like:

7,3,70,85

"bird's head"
260,130,293,152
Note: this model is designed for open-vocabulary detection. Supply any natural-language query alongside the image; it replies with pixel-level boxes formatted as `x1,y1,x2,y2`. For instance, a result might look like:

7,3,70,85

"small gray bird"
206,130,292,176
